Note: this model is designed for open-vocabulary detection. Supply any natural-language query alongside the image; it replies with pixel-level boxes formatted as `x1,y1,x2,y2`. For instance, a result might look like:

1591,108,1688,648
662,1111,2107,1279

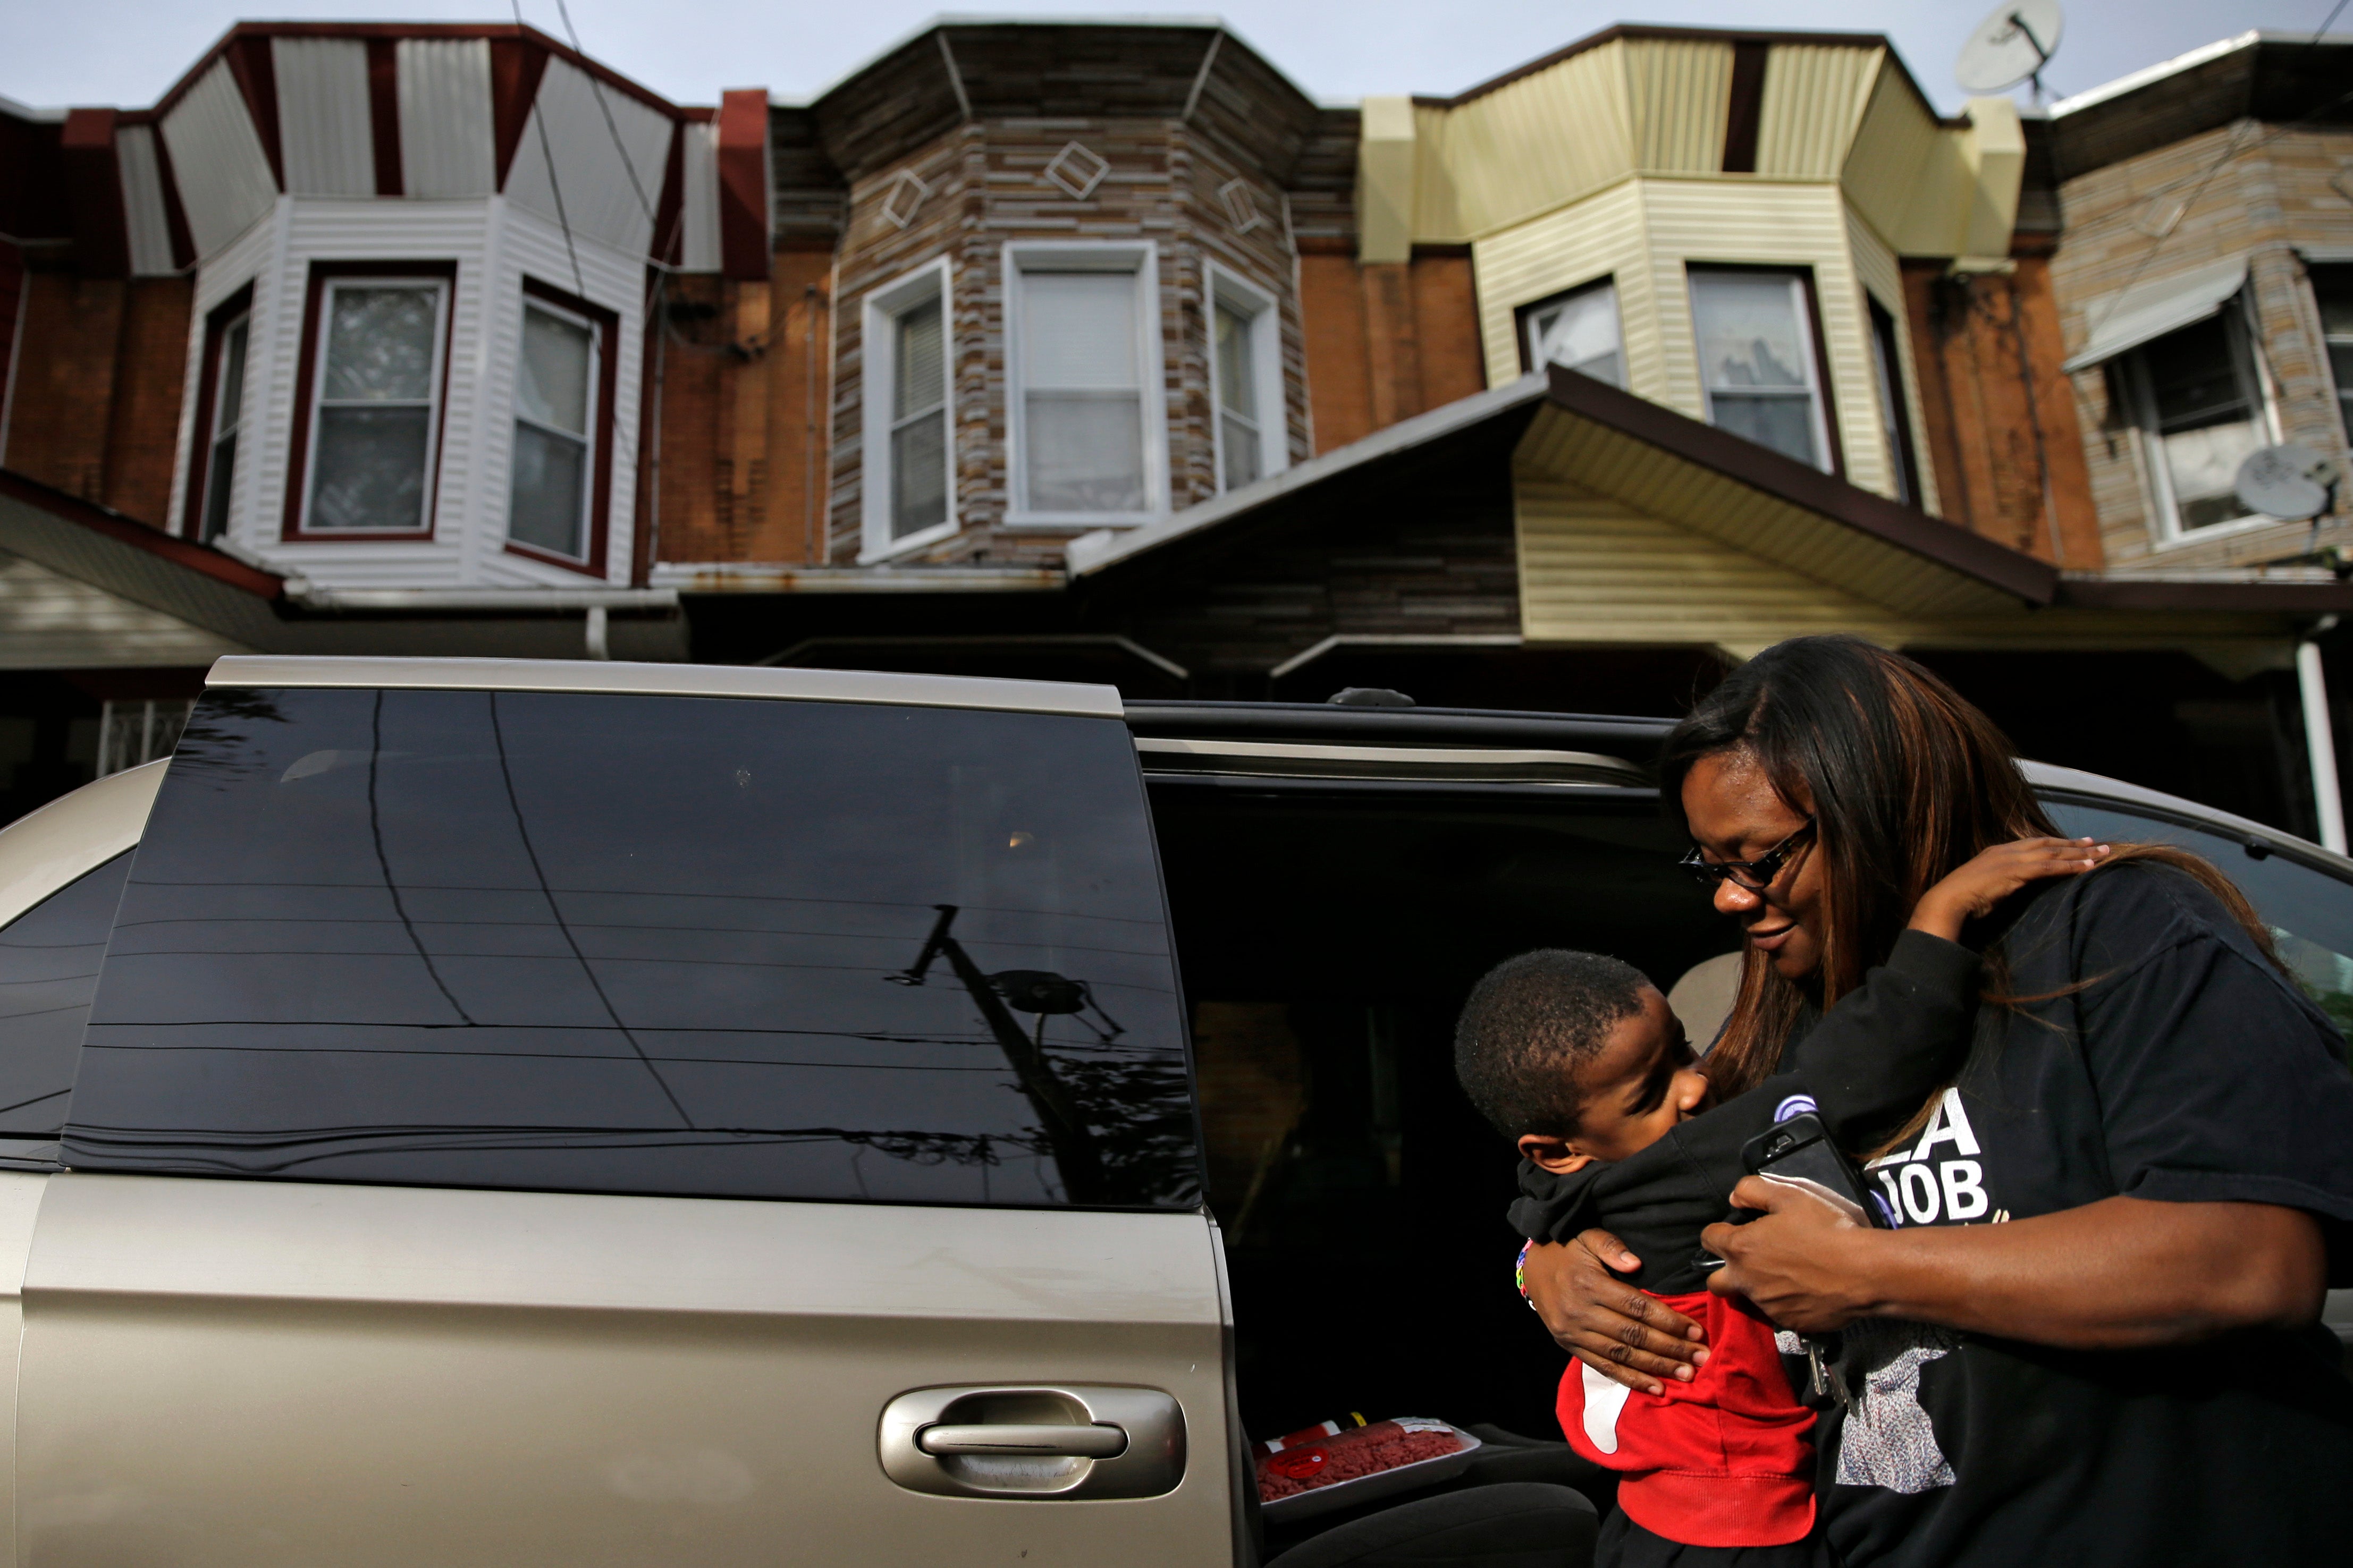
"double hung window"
1008,246,1162,522
2119,301,2272,535
1688,268,1833,472
509,300,598,561
1520,280,1624,388
298,276,449,533
1209,269,1283,493
199,310,250,541
861,261,955,559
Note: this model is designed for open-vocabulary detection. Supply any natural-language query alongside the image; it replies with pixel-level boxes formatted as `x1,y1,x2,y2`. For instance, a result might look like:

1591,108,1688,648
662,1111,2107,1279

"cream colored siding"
1428,41,1634,241
1516,481,2295,662
0,554,253,668
273,37,375,198
1840,61,1946,253
1517,480,1915,657
1407,105,1464,245
1516,406,2000,616
115,126,178,276
1755,47,1883,180
161,62,279,259
503,60,673,260
397,39,498,200
1623,38,1730,175
1471,182,1650,392
1842,206,1939,511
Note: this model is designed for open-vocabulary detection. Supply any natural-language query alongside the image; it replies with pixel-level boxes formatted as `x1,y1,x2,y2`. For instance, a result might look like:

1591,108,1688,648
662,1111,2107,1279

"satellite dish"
2234,444,2341,522
1956,0,2065,96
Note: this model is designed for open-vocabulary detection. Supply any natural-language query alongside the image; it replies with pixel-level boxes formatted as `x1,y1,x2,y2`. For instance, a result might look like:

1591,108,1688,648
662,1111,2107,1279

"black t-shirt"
1815,862,2353,1567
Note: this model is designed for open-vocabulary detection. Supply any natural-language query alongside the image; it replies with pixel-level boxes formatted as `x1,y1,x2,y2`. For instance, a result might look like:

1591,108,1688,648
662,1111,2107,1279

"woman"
1522,635,2353,1564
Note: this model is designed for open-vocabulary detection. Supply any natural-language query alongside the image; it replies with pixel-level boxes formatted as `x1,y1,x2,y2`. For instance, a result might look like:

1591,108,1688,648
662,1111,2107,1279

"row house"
1,19,2350,843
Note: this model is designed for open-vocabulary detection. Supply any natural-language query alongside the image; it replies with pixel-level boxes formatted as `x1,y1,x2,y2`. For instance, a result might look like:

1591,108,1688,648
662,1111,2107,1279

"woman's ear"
1517,1133,1595,1175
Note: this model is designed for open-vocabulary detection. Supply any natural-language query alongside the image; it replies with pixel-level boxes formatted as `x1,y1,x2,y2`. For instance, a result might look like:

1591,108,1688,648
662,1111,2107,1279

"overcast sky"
4,0,2343,115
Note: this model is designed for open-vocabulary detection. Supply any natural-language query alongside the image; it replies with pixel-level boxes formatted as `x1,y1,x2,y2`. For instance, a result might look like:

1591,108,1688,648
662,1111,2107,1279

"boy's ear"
1516,1133,1595,1175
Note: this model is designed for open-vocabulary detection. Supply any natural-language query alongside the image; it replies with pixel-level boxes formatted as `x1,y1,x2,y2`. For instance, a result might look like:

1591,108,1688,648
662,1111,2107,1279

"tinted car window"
68,689,1197,1207
0,854,131,1164
2046,801,2353,1061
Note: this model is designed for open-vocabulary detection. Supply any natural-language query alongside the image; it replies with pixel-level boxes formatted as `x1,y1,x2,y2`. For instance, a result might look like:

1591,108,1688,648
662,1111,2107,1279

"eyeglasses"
1679,820,1816,891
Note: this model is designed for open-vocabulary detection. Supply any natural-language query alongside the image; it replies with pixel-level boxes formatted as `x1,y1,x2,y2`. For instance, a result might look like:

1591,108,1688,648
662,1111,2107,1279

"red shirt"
1556,1288,1817,1547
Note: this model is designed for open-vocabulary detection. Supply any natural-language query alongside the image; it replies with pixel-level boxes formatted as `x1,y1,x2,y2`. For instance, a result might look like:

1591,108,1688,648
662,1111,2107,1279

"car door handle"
917,1423,1129,1459
880,1385,1185,1499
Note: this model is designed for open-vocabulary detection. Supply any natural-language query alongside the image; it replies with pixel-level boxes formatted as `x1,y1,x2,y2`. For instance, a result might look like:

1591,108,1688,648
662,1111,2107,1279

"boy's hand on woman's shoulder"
1909,837,2111,943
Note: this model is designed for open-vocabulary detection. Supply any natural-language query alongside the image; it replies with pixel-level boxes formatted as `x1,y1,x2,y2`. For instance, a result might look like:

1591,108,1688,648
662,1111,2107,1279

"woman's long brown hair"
1660,635,2280,1105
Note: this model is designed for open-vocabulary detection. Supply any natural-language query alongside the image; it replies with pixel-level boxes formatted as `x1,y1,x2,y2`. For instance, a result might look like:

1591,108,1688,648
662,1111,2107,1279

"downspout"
2298,617,2345,854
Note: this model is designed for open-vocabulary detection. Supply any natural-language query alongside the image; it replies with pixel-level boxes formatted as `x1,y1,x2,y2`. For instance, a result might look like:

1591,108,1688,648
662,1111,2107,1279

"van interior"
1148,773,1735,1445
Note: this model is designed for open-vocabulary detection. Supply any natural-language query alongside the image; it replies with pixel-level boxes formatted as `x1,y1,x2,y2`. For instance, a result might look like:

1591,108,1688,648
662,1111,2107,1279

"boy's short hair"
1454,950,1652,1139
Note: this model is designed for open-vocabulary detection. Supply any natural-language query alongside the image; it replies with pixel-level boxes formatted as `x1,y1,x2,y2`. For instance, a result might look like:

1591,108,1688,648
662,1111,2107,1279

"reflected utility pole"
891,904,1106,1203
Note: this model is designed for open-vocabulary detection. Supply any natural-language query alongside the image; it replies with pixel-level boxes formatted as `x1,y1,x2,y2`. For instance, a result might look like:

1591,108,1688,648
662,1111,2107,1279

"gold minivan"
0,656,2344,1567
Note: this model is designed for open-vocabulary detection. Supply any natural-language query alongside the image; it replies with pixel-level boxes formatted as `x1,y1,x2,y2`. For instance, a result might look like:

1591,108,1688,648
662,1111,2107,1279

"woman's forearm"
1707,1188,2327,1349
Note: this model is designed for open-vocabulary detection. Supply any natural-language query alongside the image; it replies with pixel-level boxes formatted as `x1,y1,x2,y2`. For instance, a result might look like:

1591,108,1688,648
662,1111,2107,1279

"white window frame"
1002,240,1168,529
859,256,957,563
1205,263,1287,494
507,293,602,565
1686,267,1835,476
1519,276,1625,388
200,307,251,543
298,274,451,535
2120,291,2283,546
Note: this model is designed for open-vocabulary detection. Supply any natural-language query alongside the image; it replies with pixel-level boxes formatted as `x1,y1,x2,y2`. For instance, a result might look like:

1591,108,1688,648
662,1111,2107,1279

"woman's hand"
1522,1232,1709,1395
1700,1176,1880,1333
1701,1181,2326,1346
1909,837,2111,942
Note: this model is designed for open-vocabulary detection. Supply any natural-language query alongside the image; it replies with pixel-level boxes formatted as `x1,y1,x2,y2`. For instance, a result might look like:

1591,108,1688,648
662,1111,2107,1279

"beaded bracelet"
1515,1239,1534,1309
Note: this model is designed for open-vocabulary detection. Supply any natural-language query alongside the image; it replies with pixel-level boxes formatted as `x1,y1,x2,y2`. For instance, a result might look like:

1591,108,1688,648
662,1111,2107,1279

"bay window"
1006,244,1163,522
2118,302,2273,536
859,259,955,560
1520,278,1624,388
1688,267,1834,472
1209,267,1284,493
289,268,452,536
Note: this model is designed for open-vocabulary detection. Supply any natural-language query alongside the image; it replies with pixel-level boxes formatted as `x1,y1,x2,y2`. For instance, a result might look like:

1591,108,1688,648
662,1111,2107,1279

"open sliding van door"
16,661,1234,1568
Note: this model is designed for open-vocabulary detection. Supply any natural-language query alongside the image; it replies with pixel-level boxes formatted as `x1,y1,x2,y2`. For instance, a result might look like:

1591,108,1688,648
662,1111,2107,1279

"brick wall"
0,270,191,530
1901,255,2103,566
1297,243,1487,456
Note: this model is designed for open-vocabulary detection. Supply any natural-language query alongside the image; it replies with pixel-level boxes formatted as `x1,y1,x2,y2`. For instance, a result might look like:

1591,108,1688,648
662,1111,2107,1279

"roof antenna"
1955,0,2065,104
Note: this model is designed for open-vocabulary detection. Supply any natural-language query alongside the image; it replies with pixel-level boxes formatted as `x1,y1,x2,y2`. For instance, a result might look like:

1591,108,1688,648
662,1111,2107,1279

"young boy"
1455,840,2107,1567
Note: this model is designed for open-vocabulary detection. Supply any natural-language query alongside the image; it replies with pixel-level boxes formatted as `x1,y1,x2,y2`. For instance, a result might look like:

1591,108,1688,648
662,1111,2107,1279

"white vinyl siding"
1207,265,1286,493
1688,268,1832,472
201,312,251,542
302,277,448,533
507,300,597,560
1005,243,1165,524
859,258,956,562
